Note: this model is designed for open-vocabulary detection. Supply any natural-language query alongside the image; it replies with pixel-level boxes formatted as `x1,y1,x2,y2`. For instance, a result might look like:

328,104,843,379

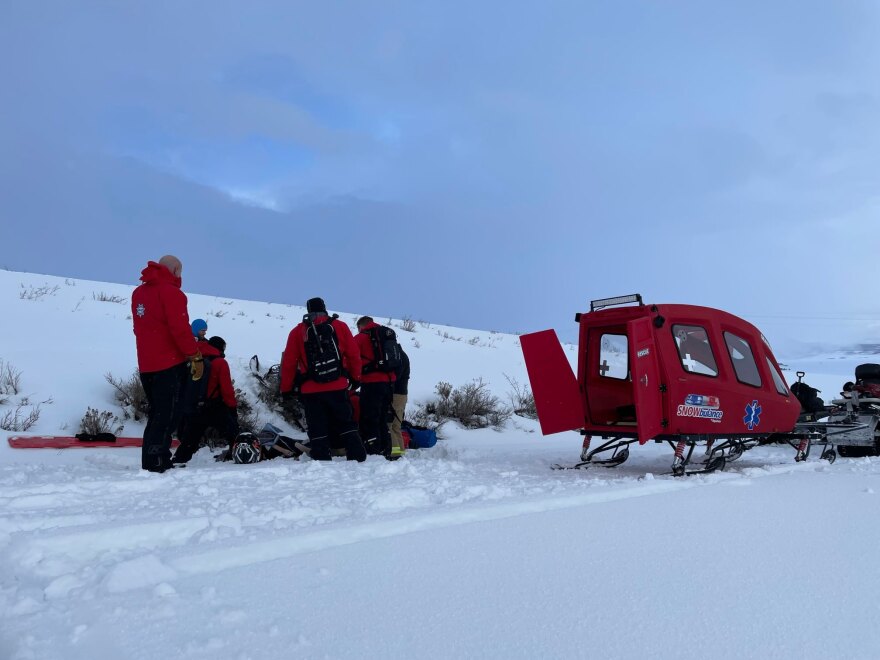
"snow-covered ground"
1,269,878,659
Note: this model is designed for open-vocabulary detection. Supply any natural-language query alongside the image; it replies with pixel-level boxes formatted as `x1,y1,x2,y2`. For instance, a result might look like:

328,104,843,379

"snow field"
2,269,880,659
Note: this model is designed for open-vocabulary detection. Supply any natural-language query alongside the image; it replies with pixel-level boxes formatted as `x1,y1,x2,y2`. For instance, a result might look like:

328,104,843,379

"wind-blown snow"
1,269,878,659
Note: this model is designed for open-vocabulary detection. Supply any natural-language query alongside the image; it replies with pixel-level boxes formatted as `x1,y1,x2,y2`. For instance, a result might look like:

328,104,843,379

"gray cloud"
2,1,879,344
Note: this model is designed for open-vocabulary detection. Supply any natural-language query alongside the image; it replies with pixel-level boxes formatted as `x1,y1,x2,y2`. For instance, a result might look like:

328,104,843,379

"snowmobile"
821,364,880,458
520,294,844,476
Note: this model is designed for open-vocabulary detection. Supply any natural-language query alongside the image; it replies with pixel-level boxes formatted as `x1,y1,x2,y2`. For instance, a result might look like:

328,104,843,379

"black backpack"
363,325,402,374
303,313,344,383
181,356,216,416
790,381,824,414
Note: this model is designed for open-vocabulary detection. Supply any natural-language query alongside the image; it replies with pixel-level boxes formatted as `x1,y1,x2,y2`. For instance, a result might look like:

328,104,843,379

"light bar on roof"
590,293,643,311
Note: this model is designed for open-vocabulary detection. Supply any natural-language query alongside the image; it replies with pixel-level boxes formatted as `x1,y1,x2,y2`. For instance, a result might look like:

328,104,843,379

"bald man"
132,255,201,472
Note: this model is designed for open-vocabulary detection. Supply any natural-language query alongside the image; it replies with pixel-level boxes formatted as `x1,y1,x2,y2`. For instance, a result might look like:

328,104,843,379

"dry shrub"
0,401,42,432
505,374,537,419
250,359,307,432
79,407,123,435
106,371,149,421
93,292,126,303
235,387,261,435
412,378,511,431
19,284,59,300
0,359,22,396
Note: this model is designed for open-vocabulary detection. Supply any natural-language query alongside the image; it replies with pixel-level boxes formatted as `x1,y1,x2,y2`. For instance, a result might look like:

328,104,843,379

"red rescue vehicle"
521,294,837,475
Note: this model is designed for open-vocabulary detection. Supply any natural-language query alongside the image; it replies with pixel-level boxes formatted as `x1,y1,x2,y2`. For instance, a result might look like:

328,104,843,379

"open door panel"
520,330,585,435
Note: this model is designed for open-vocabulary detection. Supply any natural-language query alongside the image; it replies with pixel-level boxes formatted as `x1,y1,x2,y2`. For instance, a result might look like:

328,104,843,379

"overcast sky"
1,1,879,346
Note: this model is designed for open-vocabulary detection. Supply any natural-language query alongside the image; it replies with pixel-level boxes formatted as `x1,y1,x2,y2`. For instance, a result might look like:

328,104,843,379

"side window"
598,334,628,380
767,357,788,395
672,324,718,377
724,332,762,387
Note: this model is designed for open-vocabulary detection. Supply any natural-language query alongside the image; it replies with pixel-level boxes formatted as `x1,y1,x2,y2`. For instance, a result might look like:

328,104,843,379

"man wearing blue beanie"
191,318,208,339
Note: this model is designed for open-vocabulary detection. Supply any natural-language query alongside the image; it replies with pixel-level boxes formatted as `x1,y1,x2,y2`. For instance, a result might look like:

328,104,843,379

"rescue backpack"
303,313,344,383
363,325,402,374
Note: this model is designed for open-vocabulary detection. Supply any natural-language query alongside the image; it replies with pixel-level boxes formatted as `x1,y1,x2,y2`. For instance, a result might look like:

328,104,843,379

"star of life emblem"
136,303,145,318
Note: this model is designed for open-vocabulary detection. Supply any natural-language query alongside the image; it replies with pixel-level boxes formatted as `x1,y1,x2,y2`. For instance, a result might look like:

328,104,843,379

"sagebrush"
105,371,149,421
235,387,261,435
250,360,307,432
93,292,126,303
0,400,42,432
505,374,537,419
411,378,511,431
0,358,22,396
79,407,123,435
19,284,60,300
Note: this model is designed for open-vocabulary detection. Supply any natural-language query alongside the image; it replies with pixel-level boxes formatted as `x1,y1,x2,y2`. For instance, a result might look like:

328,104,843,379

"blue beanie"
191,318,208,336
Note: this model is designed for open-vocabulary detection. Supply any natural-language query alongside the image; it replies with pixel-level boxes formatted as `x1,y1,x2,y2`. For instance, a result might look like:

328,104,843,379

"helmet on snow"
231,433,262,464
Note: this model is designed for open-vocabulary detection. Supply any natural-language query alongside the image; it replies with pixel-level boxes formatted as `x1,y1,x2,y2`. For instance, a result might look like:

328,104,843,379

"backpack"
303,313,343,383
180,356,216,416
790,381,824,414
363,325,402,374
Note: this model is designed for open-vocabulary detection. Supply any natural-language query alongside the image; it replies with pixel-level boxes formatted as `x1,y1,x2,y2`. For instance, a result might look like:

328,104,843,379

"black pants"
140,363,189,471
301,389,365,461
359,381,393,455
173,400,239,464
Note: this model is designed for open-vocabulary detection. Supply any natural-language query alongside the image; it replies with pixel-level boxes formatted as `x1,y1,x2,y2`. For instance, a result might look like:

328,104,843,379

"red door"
520,330,585,435
628,317,666,444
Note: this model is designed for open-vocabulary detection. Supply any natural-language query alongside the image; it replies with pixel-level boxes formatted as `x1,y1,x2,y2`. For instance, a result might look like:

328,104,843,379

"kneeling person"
173,336,239,464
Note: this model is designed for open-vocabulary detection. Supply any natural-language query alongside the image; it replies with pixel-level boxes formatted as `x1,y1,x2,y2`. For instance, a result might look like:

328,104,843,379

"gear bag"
790,381,824,413
303,313,343,383
363,325,402,374
400,421,437,449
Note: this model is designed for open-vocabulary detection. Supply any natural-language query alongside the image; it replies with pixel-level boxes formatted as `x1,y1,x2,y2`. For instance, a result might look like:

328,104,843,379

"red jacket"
131,262,199,373
356,322,397,384
281,315,361,394
206,357,237,409
196,338,221,358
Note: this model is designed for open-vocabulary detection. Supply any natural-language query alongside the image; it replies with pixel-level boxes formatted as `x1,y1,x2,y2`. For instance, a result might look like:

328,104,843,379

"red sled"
8,435,180,449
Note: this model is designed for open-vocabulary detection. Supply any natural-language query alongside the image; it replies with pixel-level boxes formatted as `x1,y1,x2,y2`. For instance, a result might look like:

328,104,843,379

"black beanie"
207,336,226,356
306,297,327,313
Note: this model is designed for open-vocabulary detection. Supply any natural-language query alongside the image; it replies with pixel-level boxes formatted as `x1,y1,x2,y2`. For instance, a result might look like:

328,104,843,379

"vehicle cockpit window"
598,334,628,380
767,357,788,395
672,324,718,377
724,332,762,387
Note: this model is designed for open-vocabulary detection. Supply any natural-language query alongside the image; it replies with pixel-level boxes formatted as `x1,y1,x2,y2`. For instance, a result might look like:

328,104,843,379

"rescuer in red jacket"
355,316,396,458
131,255,201,472
172,336,239,465
280,297,366,462
191,318,221,357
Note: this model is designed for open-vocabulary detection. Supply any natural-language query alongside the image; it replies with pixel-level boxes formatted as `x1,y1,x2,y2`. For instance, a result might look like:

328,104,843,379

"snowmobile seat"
855,364,880,385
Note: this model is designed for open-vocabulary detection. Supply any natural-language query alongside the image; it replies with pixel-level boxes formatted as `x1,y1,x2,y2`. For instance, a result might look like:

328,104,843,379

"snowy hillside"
2,269,879,660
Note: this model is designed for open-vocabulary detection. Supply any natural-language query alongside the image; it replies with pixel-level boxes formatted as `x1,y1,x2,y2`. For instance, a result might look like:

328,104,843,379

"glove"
190,351,204,381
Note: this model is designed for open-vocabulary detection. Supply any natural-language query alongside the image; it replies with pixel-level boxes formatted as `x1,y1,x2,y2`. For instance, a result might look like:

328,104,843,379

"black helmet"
231,433,262,464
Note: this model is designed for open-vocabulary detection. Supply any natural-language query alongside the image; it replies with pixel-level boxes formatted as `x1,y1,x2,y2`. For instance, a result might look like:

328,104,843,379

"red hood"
358,321,380,333
140,261,181,288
